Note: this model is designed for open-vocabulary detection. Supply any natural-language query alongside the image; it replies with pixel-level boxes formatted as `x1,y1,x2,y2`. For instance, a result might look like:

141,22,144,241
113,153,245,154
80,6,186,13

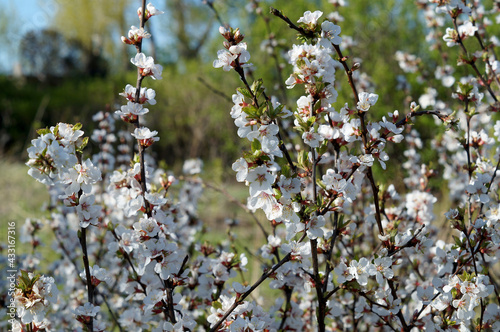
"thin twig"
209,233,307,331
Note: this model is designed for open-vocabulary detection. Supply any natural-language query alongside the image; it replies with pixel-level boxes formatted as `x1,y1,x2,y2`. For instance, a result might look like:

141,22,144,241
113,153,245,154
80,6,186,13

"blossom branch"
473,30,500,91
209,233,307,332
452,17,497,102
133,0,152,218
269,7,315,39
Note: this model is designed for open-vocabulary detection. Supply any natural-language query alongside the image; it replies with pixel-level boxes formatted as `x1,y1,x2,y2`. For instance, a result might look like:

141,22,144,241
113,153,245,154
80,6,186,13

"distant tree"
52,0,131,71
19,29,107,81
164,0,216,61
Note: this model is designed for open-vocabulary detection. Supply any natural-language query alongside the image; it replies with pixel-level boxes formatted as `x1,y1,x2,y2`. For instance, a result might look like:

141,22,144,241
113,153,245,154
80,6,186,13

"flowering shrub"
5,0,500,331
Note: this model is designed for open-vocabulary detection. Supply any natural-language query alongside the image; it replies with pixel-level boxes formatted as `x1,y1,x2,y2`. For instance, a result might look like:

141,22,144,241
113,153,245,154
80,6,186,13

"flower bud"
234,29,244,43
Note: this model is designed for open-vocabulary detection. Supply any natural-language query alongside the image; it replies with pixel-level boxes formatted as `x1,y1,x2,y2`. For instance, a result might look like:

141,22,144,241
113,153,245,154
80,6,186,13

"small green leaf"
242,105,259,118
317,140,328,155
251,139,262,152
212,300,222,310
77,137,89,152
268,104,284,120
237,87,253,100
36,128,51,135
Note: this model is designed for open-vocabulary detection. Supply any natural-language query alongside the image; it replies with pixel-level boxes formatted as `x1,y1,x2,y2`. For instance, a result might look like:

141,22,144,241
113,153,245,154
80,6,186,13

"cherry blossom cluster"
210,1,500,331
10,0,500,331
26,123,102,228
11,271,58,328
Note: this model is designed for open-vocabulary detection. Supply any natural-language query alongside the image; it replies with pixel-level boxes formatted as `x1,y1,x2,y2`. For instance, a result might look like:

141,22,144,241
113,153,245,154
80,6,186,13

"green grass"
0,160,55,273
0,160,50,246
0,160,49,224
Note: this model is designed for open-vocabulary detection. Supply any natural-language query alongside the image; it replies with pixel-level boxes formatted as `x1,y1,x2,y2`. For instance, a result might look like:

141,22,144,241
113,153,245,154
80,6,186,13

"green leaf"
297,150,308,167
304,204,318,215
273,187,282,200
267,104,284,120
279,163,291,178
251,139,262,153
212,300,222,310
257,102,268,118
52,124,60,137
251,78,264,98
36,128,51,136
77,137,89,152
242,105,259,118
317,140,328,155
452,235,462,247
237,87,253,100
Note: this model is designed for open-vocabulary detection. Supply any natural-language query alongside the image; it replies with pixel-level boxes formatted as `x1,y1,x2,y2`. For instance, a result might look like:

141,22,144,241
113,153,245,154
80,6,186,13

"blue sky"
0,0,174,74
1,0,53,73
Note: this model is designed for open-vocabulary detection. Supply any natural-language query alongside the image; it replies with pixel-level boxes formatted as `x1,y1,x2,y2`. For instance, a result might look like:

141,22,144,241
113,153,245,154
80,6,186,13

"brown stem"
333,44,359,104
330,44,384,236
473,31,500,91
310,238,326,332
74,151,94,331
452,18,497,101
270,7,315,39
209,253,292,331
259,7,288,104
234,57,297,175
209,233,307,331
165,280,177,323
205,0,226,28
278,286,293,330
79,227,94,332
323,212,340,294
131,0,152,218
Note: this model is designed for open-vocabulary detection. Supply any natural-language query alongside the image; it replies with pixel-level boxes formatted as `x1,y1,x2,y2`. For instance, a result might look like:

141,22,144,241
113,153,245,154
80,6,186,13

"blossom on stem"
246,165,276,197
74,302,100,324
319,21,342,47
137,2,164,20
357,92,379,112
232,158,249,182
443,27,459,47
302,129,323,148
121,25,151,45
62,159,102,196
297,10,323,27
13,272,59,325
131,53,163,79
348,257,376,286
76,194,101,228
131,127,159,148
79,265,111,286
213,42,252,71
115,101,149,123
373,256,393,284
458,21,478,38
120,84,156,105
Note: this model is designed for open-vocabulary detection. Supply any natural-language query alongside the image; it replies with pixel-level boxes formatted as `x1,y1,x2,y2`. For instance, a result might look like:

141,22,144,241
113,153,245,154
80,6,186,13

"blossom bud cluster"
26,123,102,228
213,27,252,71
12,271,59,326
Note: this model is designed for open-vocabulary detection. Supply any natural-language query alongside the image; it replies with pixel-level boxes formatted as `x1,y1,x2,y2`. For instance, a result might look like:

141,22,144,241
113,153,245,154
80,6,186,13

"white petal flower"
298,10,323,26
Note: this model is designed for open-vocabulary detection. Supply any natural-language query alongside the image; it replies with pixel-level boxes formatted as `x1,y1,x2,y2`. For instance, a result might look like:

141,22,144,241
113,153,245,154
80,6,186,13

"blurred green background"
0,0,441,162
1,0,489,228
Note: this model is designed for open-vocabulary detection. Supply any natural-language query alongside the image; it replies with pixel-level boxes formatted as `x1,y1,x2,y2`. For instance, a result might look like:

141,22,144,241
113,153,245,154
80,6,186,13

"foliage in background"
2,0,487,176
